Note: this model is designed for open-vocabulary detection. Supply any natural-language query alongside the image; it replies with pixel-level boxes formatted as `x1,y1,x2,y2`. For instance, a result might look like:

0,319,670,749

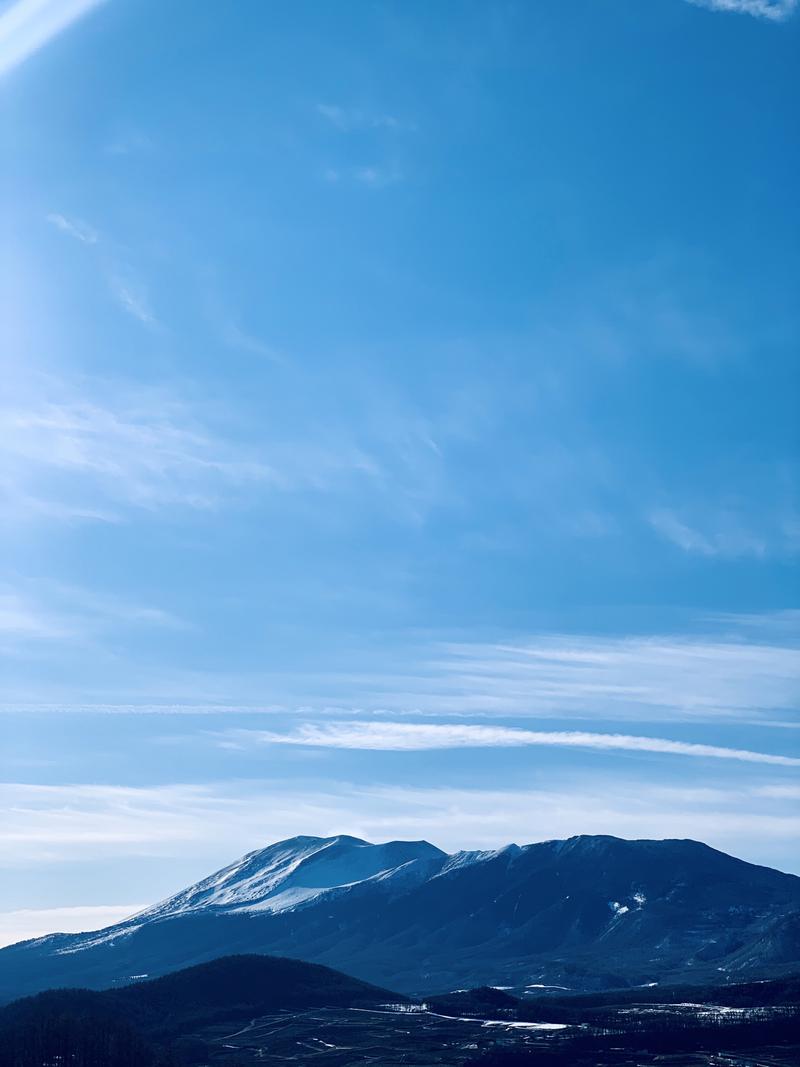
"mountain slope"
0,953,400,1067
137,834,446,920
2,834,798,1001
0,952,398,1030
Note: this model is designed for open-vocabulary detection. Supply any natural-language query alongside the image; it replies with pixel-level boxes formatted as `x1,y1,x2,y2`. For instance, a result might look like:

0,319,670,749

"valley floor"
190,1004,800,1066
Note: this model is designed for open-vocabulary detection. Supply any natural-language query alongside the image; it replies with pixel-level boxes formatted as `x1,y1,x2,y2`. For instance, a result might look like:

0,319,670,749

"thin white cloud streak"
0,904,145,949
316,103,406,132
0,703,279,714
46,207,160,330
0,592,70,639
687,0,797,19
0,580,184,655
1,620,795,725
649,509,720,555
0,782,360,866
218,320,286,364
354,165,403,188
400,632,800,722
223,721,800,767
1,779,798,874
706,609,800,633
324,165,404,188
1,377,271,519
241,626,796,725
46,213,98,244
648,508,769,558
45,207,162,331
109,277,158,328
0,0,106,78
0,784,230,864
755,784,800,799
1,369,443,527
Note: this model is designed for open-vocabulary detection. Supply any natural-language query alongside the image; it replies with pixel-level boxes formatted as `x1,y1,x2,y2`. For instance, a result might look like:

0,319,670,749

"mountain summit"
2,834,798,1001
137,835,446,921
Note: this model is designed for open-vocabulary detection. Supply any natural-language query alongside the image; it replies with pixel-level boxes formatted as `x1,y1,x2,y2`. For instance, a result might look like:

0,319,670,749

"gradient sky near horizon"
1,0,798,948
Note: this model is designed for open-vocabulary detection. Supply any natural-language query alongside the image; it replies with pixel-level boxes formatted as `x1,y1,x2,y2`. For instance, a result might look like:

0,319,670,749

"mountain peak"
139,834,447,923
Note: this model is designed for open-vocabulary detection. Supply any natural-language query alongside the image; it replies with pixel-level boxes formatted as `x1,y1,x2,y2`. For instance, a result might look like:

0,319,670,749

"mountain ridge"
135,833,447,921
2,833,798,1002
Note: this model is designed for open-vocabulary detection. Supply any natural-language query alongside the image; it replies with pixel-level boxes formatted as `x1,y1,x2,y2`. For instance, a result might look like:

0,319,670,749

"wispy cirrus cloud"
0,368,449,529
47,209,161,329
647,507,771,558
219,720,800,767
323,164,404,188
316,102,410,187
0,376,270,520
2,617,794,724
45,213,98,245
0,592,70,640
0,783,229,865
108,275,158,328
687,0,798,19
0,0,106,78
217,319,286,363
316,103,408,132
0,579,183,652
252,625,796,725
2,778,797,876
427,632,799,722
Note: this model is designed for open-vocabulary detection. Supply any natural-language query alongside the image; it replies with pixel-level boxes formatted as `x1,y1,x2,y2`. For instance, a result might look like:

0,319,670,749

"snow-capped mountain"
2,834,799,1001
137,835,446,920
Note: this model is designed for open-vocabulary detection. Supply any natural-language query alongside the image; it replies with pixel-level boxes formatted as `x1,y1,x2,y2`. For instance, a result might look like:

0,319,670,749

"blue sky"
1,0,798,946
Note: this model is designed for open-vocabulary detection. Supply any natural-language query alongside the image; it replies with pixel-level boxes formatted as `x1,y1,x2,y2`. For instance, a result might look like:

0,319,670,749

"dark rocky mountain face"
2,833,798,1002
